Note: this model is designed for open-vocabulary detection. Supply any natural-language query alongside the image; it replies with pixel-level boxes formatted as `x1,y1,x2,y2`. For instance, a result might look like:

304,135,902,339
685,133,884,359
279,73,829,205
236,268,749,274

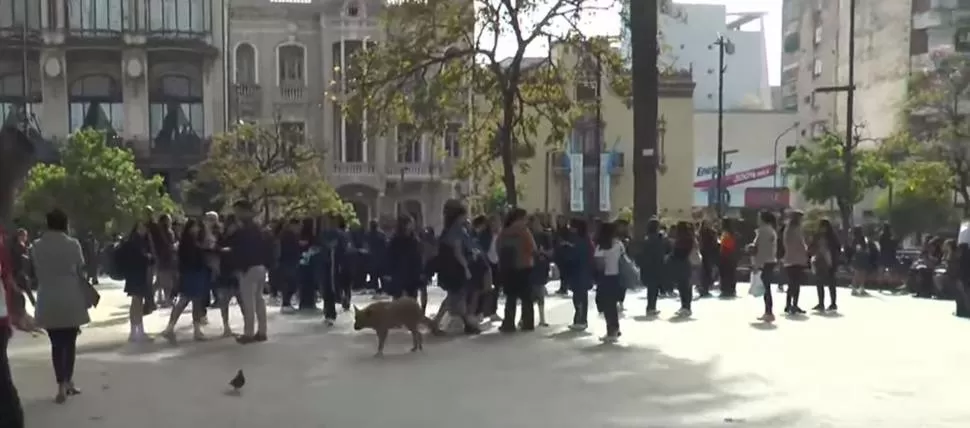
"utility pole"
630,0,659,239
814,0,857,229
713,34,734,219
593,52,603,219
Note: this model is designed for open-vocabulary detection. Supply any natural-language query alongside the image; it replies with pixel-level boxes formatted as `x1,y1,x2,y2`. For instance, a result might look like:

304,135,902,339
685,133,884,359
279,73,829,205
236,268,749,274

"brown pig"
353,297,444,357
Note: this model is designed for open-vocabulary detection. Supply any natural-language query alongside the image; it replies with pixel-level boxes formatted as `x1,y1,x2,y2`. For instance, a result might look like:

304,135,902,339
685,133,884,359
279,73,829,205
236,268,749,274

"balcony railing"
232,83,262,117
388,160,456,180
551,151,624,175
0,0,42,43
333,162,376,177
278,81,306,103
64,0,126,39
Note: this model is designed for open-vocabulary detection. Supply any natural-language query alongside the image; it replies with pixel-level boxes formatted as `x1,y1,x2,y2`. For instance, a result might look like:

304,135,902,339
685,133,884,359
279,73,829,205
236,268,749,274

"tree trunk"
499,93,517,208
0,127,36,227
837,197,852,240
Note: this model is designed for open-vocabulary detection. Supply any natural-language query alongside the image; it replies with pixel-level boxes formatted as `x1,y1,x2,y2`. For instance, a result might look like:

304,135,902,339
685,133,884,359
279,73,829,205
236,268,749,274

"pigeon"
229,369,246,391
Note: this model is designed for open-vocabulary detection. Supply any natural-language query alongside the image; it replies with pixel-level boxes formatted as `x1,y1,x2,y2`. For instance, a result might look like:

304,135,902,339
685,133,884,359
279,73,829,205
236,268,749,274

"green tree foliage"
903,46,970,214
14,129,180,238
874,160,956,237
194,122,354,223
785,131,890,227
337,0,630,206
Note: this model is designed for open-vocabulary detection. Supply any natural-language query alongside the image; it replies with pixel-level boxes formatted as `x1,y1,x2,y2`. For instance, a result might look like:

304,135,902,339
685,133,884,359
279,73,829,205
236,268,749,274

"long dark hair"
818,219,839,249
673,221,693,250
596,221,616,249
180,218,204,247
395,214,415,238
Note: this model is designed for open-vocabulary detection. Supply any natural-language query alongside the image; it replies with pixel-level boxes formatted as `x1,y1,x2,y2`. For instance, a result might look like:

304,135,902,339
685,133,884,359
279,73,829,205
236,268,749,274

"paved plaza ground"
7,281,970,428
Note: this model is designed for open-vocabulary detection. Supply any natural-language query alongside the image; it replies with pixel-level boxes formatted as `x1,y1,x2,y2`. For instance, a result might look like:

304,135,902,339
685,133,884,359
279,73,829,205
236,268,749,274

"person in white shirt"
594,222,624,342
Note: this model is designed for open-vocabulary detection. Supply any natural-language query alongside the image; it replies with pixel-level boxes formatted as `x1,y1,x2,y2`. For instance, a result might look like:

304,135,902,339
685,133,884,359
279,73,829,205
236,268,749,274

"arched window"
68,74,123,134
235,43,257,84
277,44,305,84
149,74,204,146
0,74,42,129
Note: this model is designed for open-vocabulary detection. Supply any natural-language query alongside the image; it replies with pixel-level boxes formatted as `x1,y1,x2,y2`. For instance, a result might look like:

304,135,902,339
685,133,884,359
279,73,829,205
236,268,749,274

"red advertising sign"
744,187,790,208
693,164,777,189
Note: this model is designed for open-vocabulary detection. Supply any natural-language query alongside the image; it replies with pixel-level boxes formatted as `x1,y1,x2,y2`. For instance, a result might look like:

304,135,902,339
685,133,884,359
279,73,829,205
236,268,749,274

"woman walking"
669,222,695,317
811,219,841,312
750,211,778,322
849,226,871,296
214,217,241,337
31,209,91,403
387,214,424,300
782,211,808,314
160,219,215,343
565,218,594,331
594,222,624,342
120,221,155,342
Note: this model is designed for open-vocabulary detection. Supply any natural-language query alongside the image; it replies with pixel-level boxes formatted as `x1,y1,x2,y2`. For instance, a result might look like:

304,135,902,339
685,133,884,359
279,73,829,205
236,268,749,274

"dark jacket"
563,234,594,291
228,221,271,270
388,233,423,292
637,232,669,281
366,229,388,273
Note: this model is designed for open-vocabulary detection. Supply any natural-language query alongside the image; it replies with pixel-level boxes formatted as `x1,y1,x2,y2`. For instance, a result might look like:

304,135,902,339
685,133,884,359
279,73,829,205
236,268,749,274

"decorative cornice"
658,72,695,98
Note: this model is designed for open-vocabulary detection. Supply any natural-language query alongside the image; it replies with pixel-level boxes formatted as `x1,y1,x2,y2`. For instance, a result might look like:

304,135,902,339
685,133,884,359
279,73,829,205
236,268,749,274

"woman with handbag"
31,209,93,403
749,211,778,323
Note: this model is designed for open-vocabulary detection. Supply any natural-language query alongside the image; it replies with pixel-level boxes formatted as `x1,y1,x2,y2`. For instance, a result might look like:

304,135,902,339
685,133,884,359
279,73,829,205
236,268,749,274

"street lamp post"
772,122,799,188
712,34,735,219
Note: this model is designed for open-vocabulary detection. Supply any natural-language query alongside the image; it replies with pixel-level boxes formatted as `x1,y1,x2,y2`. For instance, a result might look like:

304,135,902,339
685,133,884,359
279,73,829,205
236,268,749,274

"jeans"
785,265,806,308
670,259,692,310
278,264,299,307
719,257,738,296
571,289,588,325
47,328,79,384
319,264,337,320
297,265,317,310
815,266,838,307
760,263,776,314
700,256,715,294
598,275,621,335
239,266,268,337
0,326,24,428
644,279,661,311
501,267,535,329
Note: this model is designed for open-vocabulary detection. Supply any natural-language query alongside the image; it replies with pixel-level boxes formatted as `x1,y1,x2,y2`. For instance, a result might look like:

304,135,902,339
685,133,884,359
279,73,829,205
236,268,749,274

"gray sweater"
782,224,809,267
752,225,777,267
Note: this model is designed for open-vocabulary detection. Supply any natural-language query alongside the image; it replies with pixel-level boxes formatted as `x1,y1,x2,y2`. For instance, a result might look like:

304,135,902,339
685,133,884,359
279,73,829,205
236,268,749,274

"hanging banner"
569,153,584,212
599,153,611,212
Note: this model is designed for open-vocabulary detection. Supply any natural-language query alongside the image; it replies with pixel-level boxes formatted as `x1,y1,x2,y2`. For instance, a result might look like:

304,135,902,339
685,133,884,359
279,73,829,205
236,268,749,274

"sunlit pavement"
8,280,969,427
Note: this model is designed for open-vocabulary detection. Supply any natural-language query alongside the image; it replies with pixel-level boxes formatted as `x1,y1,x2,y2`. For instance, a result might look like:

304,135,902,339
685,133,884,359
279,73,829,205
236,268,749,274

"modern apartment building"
0,0,227,197
780,0,965,144
228,0,462,229
623,2,772,110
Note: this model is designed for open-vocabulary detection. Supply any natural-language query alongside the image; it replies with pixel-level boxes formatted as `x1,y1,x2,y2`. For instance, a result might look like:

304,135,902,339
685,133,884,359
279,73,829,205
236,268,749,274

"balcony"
387,160,457,181
0,0,42,48
63,0,126,45
550,151,624,175
140,0,216,54
333,161,376,177
231,83,262,118
277,81,307,104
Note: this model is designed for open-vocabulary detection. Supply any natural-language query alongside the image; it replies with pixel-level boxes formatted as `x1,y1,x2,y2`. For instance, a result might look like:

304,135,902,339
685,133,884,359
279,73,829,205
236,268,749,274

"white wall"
656,3,771,110
693,110,800,208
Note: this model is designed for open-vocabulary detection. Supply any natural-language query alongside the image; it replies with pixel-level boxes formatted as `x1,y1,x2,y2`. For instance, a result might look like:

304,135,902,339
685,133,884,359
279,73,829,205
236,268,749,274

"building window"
235,43,257,84
66,0,125,32
814,26,822,45
0,73,42,128
912,0,931,14
444,122,460,158
345,1,360,17
150,74,204,147
345,119,364,162
146,0,209,34
331,40,363,91
68,74,124,135
277,44,305,84
812,58,823,77
911,29,929,55
2,0,42,29
396,123,421,163
783,32,799,53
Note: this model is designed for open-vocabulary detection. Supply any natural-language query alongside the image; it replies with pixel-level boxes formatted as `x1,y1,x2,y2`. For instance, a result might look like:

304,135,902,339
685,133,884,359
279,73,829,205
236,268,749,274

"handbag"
748,270,765,297
80,275,101,308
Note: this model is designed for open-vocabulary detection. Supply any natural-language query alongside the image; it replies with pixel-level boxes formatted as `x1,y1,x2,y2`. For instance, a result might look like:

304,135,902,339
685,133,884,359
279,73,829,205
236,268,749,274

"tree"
786,131,890,228
874,160,956,238
194,121,354,223
903,46,970,214
337,0,630,207
14,129,180,238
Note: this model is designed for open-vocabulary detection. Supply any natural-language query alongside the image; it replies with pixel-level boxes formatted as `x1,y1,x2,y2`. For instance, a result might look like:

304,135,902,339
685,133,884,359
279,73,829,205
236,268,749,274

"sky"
491,0,783,85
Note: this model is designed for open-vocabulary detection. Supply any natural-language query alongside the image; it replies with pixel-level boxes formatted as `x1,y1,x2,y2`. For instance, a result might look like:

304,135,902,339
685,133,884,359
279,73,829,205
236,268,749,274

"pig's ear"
353,305,360,313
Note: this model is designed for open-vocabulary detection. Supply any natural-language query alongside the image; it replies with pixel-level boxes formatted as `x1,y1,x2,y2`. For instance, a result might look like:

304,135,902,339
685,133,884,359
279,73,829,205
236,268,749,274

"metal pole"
772,123,797,189
594,52,603,218
715,36,725,218
843,0,857,228
631,0,658,239
543,151,550,212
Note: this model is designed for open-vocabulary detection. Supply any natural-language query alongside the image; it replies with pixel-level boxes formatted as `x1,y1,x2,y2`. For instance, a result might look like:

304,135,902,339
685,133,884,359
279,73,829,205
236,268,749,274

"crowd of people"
2,196,968,427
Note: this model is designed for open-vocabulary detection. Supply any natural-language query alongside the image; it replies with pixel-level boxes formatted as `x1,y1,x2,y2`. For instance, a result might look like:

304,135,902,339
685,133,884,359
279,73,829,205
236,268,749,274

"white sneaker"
600,334,619,343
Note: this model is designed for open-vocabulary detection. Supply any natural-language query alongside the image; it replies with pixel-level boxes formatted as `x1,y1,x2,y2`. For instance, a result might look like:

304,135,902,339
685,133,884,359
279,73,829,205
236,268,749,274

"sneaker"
281,305,296,314
221,329,234,338
757,313,775,323
193,330,207,341
827,303,838,312
675,308,692,318
812,304,825,312
568,323,588,331
538,321,550,327
160,329,177,344
236,335,256,344
601,333,619,343
253,333,268,342
645,309,661,317
323,318,335,327
792,306,806,314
